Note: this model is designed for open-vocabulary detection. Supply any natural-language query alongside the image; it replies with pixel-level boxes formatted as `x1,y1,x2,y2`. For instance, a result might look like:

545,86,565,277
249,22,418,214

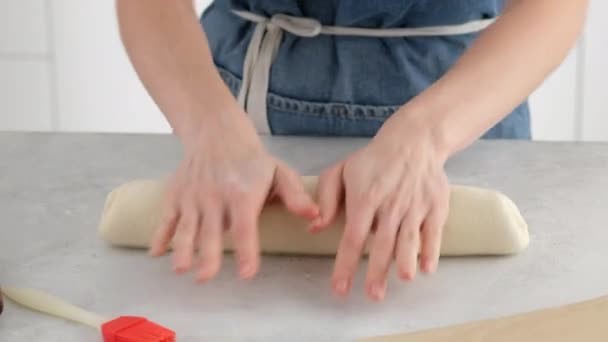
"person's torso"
201,0,530,138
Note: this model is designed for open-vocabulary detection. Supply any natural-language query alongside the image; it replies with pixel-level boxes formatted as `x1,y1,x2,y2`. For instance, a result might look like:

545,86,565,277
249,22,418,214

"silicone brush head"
102,316,175,342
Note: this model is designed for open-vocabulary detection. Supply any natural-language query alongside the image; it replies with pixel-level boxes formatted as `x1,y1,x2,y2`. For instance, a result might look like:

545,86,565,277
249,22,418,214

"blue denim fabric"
201,0,531,139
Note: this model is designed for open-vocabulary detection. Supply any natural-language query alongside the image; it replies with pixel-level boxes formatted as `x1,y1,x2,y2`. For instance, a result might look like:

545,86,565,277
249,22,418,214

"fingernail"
370,283,385,301
308,218,323,232
196,275,209,284
399,269,414,281
196,268,212,283
239,263,255,279
423,259,437,274
197,272,214,284
298,196,315,210
335,278,350,295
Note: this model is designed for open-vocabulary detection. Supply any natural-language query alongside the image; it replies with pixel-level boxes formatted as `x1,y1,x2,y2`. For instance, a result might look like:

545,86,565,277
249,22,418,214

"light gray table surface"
1,132,607,342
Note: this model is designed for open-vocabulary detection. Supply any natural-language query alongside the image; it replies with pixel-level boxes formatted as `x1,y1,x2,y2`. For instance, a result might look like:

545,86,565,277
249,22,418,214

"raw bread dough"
98,176,529,256
359,296,608,341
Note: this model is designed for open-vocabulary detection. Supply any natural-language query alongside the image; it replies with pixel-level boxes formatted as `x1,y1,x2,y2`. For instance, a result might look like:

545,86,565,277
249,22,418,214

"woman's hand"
311,111,450,301
149,111,319,282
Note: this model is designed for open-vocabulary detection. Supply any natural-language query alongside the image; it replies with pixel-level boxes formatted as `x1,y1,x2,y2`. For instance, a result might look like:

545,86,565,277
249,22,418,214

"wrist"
382,107,451,164
177,104,260,149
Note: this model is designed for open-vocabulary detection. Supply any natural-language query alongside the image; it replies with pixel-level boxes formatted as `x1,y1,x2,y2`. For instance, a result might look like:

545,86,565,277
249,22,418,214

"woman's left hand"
310,111,451,301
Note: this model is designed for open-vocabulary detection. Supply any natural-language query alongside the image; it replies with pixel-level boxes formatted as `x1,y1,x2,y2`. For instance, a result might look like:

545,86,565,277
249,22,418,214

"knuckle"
162,187,180,207
203,187,222,202
161,207,178,224
176,228,196,242
400,227,418,243
178,214,199,232
180,182,198,197
427,209,448,228
180,221,197,234
355,197,373,210
365,183,384,203
373,230,395,247
422,223,442,238
343,230,367,250
231,219,254,237
426,185,439,199
173,231,195,247
437,196,450,213
230,221,245,234
222,181,249,199
422,226,439,239
378,201,395,217
353,194,376,211
221,180,239,195
419,247,434,259
198,222,215,237
431,179,449,198
178,194,200,212
379,198,402,221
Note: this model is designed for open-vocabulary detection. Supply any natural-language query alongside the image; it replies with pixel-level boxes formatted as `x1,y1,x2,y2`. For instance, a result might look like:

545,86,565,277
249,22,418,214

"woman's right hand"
117,0,318,282
149,110,319,282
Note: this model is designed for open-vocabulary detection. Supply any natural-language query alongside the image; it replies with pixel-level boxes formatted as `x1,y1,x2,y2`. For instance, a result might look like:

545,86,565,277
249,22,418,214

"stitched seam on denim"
267,94,398,118
216,65,400,119
269,108,388,122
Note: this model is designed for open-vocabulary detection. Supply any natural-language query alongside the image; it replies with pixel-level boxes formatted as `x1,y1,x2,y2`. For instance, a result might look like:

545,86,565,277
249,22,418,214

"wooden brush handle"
2,287,107,329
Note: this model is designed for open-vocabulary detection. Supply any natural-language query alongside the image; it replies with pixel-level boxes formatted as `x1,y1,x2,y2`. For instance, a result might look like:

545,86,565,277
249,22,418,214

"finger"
274,163,319,220
332,189,381,297
171,205,200,273
149,206,179,256
365,195,408,301
396,201,426,281
150,186,180,256
229,199,261,280
310,164,344,233
420,198,449,274
196,202,224,282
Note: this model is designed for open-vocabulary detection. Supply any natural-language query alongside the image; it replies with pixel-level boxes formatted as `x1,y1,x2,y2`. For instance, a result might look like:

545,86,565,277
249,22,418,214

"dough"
98,176,529,256
359,296,608,341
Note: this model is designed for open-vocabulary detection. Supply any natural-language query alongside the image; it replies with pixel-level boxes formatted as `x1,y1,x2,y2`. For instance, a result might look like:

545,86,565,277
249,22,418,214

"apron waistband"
231,9,496,134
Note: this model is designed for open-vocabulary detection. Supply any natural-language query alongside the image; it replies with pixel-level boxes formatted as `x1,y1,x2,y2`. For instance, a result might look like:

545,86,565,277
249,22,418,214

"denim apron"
200,0,531,139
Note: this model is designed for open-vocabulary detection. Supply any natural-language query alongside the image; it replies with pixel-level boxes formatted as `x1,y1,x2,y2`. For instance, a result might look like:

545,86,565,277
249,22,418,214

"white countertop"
1,133,608,341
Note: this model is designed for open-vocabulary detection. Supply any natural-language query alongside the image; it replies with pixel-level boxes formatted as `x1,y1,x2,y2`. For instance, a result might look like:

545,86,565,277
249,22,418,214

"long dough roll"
98,177,529,256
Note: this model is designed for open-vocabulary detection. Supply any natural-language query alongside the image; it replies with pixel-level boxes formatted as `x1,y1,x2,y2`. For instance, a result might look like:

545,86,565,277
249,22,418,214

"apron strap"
232,9,497,134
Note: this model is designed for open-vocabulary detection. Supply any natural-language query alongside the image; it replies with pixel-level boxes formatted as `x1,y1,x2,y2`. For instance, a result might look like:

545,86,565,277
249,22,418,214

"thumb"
274,163,319,220
309,163,344,233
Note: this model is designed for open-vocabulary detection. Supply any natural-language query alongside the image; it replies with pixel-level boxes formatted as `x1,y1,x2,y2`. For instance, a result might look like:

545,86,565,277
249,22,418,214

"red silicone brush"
2,287,175,342
101,316,175,342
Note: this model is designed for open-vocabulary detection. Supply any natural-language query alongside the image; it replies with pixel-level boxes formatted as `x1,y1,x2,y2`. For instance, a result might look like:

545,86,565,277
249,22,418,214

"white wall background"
0,0,606,140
